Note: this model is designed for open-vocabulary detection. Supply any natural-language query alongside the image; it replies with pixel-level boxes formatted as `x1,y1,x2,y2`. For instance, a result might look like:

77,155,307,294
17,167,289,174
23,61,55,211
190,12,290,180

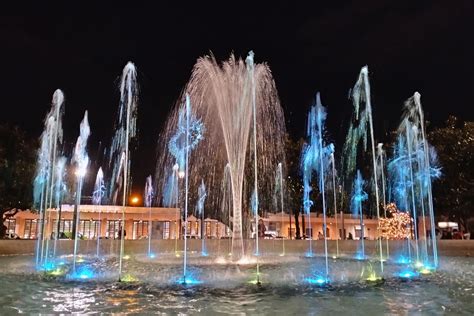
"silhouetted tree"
429,116,474,234
0,124,36,238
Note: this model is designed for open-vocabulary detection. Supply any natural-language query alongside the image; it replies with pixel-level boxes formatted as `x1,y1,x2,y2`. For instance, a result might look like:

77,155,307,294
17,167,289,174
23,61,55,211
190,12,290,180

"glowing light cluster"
379,203,412,239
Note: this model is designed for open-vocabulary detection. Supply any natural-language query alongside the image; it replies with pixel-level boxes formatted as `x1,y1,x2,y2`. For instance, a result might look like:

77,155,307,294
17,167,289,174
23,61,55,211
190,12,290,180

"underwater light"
39,262,56,271
366,273,382,282
396,257,411,264
332,256,337,259
355,254,365,260
419,266,435,275
178,276,202,285
279,253,285,257
148,253,156,259
306,277,329,285
69,266,95,280
121,274,138,282
414,261,424,268
201,251,209,257
123,255,131,260
304,251,314,258
48,268,65,276
398,270,418,279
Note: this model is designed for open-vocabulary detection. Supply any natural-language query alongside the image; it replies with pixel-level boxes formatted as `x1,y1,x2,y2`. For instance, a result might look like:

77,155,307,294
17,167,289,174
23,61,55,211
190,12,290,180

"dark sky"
1,1,473,192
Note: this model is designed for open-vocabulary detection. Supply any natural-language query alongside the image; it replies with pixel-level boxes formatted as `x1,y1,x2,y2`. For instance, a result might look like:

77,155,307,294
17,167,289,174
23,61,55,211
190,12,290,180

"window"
107,220,121,239
79,220,99,239
162,221,170,239
355,225,363,239
53,220,73,235
150,221,170,239
5,219,16,234
205,222,211,238
133,221,149,239
24,219,42,239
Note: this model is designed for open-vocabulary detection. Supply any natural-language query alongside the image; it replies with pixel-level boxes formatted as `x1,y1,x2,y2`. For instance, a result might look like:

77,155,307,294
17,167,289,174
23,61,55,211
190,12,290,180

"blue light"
306,277,329,286
304,251,314,258
68,266,95,280
355,254,365,260
39,261,56,271
177,276,202,285
398,270,418,279
148,253,156,259
201,251,208,257
396,256,411,264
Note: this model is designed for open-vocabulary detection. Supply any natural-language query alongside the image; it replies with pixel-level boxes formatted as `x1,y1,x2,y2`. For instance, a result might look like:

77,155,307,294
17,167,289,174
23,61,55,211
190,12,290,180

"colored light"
414,261,424,268
396,257,411,264
366,273,382,282
48,268,65,276
123,255,131,260
398,270,418,279
178,276,202,285
305,251,314,258
148,253,156,259
39,262,56,271
121,274,138,282
69,266,94,280
306,277,328,285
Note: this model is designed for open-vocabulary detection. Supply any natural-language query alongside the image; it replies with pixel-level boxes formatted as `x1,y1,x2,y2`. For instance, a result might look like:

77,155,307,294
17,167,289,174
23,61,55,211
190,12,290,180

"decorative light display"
379,203,412,239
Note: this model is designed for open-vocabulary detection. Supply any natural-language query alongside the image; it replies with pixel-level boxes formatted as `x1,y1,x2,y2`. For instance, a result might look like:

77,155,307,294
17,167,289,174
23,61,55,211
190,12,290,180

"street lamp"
130,196,140,205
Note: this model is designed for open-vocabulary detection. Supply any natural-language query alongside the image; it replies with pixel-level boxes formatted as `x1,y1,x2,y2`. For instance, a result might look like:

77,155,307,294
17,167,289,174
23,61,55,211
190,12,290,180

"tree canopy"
428,116,474,233
0,124,36,237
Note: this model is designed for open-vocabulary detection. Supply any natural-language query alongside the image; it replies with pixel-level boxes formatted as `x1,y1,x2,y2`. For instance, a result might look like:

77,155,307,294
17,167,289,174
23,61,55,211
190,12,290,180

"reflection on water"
0,256,472,314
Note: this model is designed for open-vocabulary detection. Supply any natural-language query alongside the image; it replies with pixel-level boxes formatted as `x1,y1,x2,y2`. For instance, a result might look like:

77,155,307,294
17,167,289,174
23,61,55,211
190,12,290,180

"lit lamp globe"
130,196,140,205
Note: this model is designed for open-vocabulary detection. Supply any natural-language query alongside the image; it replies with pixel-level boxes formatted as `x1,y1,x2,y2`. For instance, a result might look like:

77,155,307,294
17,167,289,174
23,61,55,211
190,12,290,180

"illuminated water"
0,255,472,314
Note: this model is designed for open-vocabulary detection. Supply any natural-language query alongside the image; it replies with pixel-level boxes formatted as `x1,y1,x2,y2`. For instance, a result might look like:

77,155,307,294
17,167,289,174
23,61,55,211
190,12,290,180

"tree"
285,135,305,239
428,116,474,234
0,124,36,238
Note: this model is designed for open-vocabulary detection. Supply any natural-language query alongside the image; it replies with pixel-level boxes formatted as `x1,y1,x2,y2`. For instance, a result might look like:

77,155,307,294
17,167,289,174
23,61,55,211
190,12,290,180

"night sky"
1,1,473,192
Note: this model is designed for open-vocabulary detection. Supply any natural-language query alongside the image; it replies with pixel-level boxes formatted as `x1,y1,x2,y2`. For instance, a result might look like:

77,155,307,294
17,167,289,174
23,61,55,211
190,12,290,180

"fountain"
71,111,90,275
106,62,139,281
92,168,105,257
154,51,286,262
33,89,64,269
5,53,460,315
144,175,154,257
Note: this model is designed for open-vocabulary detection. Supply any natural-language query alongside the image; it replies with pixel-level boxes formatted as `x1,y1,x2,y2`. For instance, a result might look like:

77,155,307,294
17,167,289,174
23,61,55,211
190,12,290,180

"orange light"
130,196,140,205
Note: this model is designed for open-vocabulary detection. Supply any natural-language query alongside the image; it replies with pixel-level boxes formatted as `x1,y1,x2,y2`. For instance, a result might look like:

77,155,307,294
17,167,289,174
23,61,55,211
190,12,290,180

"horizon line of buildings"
3,205,432,241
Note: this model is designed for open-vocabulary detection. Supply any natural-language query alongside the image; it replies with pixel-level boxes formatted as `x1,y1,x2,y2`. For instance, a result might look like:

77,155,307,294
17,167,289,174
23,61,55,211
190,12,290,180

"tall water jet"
155,51,286,262
93,168,105,257
396,92,441,268
72,111,90,274
377,143,389,258
144,176,154,257
52,156,67,258
219,163,233,257
342,66,384,272
275,162,285,256
329,145,339,258
33,89,64,268
107,62,138,281
351,170,368,259
197,180,207,256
